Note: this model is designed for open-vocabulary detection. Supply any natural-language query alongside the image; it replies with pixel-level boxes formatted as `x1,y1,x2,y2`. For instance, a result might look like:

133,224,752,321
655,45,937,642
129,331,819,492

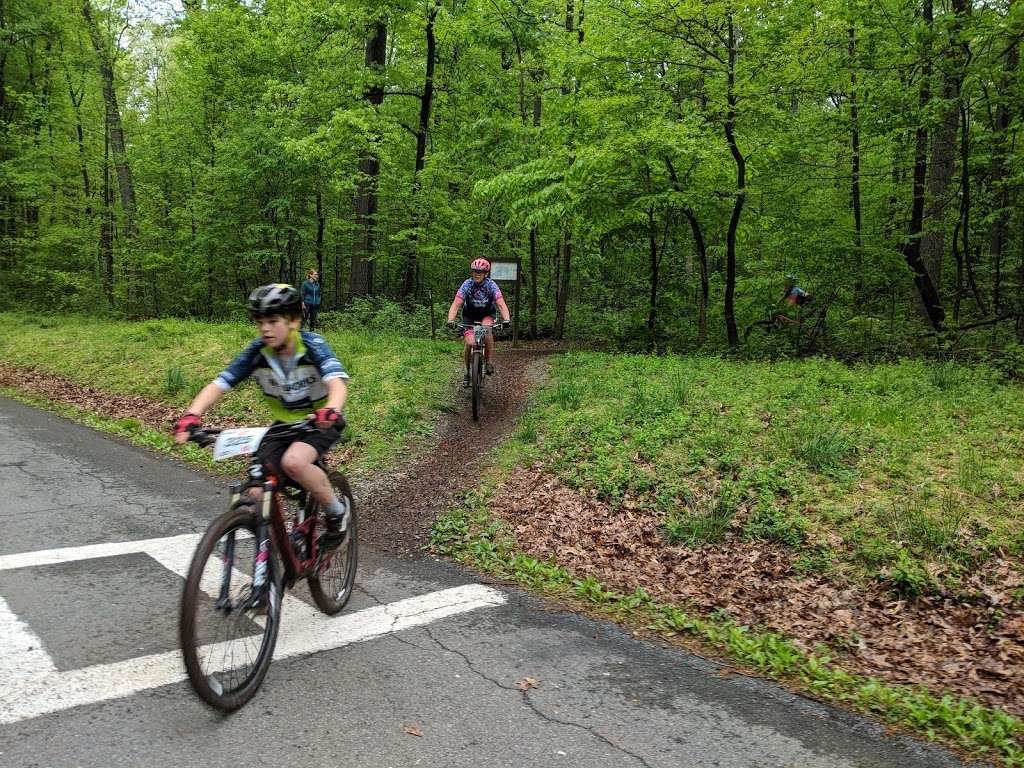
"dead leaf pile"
498,467,1024,716
0,363,187,429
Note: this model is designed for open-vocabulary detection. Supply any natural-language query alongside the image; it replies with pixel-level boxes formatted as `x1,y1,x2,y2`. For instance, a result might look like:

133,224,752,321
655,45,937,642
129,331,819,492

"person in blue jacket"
301,269,322,332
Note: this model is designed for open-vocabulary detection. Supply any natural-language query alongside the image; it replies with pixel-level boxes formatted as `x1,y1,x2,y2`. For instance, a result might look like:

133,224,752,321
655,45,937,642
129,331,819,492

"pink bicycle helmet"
471,258,491,272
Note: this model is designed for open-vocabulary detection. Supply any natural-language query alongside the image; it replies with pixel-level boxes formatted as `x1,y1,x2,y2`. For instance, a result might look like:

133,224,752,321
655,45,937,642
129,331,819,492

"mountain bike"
743,290,835,354
454,321,506,421
179,421,358,711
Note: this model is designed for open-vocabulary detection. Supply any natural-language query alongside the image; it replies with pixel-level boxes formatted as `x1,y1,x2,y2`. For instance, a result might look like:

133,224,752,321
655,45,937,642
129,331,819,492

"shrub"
162,364,187,396
880,548,937,598
665,481,740,546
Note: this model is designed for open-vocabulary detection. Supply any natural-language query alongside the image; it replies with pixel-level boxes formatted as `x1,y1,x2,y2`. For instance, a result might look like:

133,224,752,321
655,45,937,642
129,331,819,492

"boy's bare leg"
281,442,349,542
281,442,333,506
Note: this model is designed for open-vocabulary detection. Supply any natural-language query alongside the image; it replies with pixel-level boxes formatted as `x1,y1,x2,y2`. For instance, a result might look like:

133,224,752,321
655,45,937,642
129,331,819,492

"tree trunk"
529,89,541,338
990,0,1017,315
63,57,92,216
529,226,539,338
315,184,325,280
849,25,863,299
953,104,985,321
920,77,959,299
723,10,745,348
82,0,135,239
402,0,439,299
351,21,387,297
903,0,945,331
664,157,709,346
100,125,114,307
646,208,661,349
685,208,709,346
549,239,560,306
917,0,970,323
554,233,571,339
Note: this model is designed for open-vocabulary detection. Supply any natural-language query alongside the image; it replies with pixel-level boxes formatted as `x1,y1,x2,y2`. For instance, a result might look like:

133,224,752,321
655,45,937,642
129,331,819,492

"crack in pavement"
421,625,657,768
353,583,384,606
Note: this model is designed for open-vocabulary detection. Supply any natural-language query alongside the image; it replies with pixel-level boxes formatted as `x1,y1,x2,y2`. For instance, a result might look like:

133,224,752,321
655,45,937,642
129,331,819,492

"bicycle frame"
230,465,328,589
216,425,335,591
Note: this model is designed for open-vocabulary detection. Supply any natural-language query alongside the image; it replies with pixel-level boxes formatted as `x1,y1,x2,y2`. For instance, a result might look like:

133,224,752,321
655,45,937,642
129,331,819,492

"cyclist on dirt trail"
172,283,351,548
445,258,511,388
775,274,813,324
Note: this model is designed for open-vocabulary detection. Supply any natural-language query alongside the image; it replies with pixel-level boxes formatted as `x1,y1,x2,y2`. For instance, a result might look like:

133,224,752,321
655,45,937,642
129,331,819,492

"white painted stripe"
0,595,56,686
0,534,201,572
0,532,322,624
0,583,505,725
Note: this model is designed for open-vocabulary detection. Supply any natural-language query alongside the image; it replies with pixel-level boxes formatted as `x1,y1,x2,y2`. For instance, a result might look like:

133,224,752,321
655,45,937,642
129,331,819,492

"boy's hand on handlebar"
446,320,457,330
307,406,344,430
172,413,202,444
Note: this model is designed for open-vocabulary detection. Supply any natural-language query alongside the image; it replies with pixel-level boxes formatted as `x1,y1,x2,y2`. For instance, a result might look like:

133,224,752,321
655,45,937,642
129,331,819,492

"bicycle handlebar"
449,320,511,332
186,420,321,448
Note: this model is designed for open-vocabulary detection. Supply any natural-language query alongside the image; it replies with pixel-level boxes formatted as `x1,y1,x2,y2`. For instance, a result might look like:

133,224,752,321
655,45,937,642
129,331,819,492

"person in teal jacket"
301,268,322,331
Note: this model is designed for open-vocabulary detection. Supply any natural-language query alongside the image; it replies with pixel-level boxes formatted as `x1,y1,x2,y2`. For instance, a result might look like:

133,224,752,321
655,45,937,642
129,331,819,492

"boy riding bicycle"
172,283,351,548
445,258,511,387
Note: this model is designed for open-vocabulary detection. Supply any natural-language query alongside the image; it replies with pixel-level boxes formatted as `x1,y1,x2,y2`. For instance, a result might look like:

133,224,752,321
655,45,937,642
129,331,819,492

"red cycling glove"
173,413,202,436
310,407,343,429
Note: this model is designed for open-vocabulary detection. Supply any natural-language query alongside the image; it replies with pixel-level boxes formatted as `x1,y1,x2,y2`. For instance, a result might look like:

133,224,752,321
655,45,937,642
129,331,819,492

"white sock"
325,496,349,531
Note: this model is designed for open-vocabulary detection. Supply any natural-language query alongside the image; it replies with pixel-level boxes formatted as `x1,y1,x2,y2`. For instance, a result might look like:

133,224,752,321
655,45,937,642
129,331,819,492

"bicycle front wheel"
308,472,359,615
471,352,483,421
179,504,282,711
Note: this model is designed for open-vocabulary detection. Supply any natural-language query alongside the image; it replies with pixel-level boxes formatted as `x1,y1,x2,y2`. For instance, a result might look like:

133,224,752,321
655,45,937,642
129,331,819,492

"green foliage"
744,505,808,548
881,548,938,599
505,351,1024,586
792,421,855,475
664,482,740,546
162,365,188,396
3,0,1021,360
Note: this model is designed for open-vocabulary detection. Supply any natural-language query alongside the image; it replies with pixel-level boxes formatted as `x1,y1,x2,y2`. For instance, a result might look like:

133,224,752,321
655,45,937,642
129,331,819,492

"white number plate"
212,427,269,461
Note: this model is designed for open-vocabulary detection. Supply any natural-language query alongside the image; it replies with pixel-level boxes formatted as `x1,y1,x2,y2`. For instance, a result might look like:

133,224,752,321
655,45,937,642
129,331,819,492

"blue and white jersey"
214,331,348,422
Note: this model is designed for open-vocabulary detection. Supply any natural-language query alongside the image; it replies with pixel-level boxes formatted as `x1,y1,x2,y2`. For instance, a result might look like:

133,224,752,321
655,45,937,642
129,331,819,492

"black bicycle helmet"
248,283,302,318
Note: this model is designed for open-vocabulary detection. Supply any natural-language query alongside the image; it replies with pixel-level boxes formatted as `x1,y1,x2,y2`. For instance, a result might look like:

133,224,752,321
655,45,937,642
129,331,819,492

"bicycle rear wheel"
471,352,483,421
179,504,282,711
308,471,359,615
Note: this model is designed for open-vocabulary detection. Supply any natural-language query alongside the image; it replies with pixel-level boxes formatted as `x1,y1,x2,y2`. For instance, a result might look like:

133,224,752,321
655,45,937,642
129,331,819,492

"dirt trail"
351,346,549,557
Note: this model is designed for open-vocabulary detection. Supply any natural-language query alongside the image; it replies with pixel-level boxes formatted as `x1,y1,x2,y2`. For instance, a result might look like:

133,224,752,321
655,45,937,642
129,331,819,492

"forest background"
1,0,1022,357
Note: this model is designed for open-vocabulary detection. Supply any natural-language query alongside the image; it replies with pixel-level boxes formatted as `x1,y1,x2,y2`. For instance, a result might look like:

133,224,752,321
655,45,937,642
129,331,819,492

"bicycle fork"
217,480,273,613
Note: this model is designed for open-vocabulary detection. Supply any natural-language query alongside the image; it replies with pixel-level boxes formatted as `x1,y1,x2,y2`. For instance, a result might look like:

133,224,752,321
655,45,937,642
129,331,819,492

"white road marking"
0,533,201,572
0,535,507,725
0,595,56,683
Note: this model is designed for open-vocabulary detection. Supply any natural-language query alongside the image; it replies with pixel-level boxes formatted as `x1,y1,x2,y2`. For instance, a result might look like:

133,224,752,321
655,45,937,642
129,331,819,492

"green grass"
0,312,459,472
505,352,1024,590
432,498,1024,766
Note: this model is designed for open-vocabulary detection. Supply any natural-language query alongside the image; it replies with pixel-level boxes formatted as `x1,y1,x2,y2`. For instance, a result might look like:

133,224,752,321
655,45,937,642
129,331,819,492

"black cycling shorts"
463,304,496,323
256,424,342,482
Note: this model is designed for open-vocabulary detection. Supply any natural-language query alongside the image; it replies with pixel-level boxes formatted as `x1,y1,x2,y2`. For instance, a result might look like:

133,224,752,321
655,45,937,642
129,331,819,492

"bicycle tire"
179,504,282,711
308,472,359,615
471,351,483,421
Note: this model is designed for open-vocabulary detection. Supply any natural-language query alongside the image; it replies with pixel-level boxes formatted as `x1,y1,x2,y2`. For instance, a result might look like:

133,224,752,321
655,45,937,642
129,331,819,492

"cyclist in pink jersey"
446,258,511,387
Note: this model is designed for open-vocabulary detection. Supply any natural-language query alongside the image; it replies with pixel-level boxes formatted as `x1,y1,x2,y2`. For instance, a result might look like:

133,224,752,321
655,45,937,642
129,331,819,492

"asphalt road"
0,397,982,768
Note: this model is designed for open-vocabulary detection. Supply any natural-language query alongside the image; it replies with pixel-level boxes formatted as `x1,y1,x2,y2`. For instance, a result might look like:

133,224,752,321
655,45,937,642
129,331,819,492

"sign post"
489,261,519,348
